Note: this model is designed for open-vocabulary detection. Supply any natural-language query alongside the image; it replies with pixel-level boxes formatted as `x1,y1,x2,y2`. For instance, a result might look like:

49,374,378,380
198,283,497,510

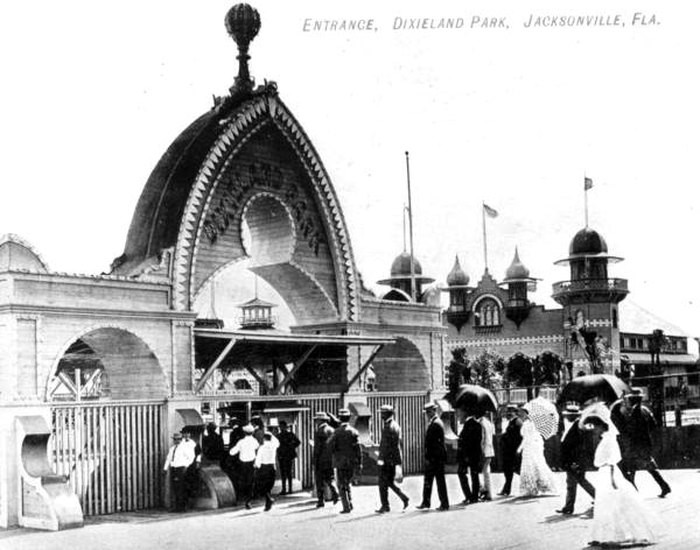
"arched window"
476,298,501,327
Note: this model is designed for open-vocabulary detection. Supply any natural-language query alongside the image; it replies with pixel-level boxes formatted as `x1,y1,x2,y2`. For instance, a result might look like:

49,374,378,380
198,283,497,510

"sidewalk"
1,470,698,550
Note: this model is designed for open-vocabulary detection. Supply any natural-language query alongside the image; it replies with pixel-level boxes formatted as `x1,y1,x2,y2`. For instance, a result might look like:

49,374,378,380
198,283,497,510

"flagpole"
584,173,589,228
405,151,416,301
482,201,488,273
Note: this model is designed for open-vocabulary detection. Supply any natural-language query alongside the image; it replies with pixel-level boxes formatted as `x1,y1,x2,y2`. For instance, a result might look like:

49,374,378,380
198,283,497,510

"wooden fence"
365,392,428,474
51,400,165,516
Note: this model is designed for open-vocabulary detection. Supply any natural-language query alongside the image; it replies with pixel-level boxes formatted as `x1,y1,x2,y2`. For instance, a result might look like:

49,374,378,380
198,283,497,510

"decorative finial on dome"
225,4,261,95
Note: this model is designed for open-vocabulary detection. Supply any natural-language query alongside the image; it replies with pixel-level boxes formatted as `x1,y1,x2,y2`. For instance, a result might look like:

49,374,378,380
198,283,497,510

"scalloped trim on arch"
172,93,360,322
0,233,50,272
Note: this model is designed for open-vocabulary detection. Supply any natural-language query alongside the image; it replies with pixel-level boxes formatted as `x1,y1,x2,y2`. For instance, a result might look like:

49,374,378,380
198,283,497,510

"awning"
194,328,395,394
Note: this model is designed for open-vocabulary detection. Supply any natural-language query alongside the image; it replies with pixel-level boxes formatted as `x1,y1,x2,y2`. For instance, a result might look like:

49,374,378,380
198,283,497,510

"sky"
1,1,698,337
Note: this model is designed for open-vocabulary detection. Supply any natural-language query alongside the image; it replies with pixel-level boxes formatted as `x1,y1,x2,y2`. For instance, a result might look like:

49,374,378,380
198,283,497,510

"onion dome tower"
442,255,471,330
553,226,628,375
552,227,628,306
501,247,538,328
377,251,435,302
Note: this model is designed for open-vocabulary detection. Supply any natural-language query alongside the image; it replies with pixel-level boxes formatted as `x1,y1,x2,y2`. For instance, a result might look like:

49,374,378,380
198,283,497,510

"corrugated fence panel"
50,401,164,517
365,392,428,475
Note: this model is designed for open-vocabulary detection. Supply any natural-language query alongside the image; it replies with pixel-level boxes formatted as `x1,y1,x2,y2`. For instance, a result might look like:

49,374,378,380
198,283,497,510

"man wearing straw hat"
556,404,596,515
312,411,339,508
163,432,195,512
328,408,362,514
229,423,259,509
416,402,449,511
376,404,410,513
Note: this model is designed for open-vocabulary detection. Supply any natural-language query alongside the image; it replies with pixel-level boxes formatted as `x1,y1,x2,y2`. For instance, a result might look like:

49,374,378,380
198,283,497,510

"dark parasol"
453,384,499,414
557,374,630,406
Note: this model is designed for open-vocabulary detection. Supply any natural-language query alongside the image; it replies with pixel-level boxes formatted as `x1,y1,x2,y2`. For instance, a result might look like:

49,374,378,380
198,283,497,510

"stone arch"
172,92,360,324
46,327,167,401
372,337,428,391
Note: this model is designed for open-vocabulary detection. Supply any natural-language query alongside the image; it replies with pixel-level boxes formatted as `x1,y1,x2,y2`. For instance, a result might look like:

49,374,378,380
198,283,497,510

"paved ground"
2,469,699,550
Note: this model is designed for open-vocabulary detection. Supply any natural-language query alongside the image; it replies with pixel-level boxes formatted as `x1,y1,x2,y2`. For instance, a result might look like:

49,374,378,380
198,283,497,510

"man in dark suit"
417,402,449,511
457,409,482,504
614,389,671,497
498,405,523,496
312,411,339,508
277,420,300,495
556,404,596,514
375,404,409,513
328,409,362,514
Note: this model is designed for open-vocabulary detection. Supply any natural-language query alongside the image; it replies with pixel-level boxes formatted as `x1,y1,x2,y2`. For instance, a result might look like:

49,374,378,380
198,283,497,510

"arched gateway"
0,5,445,528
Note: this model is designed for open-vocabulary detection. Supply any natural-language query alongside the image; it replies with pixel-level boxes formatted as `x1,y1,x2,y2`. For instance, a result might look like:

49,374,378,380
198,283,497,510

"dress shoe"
332,495,339,505
416,503,431,510
375,507,390,514
264,502,272,512
316,502,325,508
245,502,252,510
556,508,573,515
659,487,671,498
340,509,351,514
436,505,449,511
460,499,471,506
402,497,410,510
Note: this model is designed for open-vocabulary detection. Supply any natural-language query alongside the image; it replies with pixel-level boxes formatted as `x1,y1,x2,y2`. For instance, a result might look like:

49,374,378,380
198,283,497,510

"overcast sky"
1,1,698,337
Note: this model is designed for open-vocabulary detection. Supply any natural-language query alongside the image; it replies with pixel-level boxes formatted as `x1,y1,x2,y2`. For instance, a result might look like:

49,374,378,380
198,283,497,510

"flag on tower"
584,177,593,190
483,203,499,218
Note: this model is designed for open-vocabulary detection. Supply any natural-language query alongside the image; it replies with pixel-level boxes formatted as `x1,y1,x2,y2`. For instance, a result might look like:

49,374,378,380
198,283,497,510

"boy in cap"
376,404,409,513
328,408,362,513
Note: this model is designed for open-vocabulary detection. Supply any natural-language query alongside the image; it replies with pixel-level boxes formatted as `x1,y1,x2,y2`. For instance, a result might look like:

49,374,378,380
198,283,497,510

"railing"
552,278,628,296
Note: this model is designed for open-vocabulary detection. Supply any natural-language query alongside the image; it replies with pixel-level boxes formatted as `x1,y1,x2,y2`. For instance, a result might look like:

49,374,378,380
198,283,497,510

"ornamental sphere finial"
225,4,261,95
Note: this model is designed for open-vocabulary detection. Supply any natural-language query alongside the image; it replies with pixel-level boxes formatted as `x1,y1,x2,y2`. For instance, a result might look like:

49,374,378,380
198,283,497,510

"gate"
51,400,165,516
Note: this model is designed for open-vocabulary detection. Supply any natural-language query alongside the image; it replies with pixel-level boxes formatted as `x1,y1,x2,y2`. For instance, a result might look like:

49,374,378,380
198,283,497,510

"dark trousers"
169,466,187,512
238,460,255,504
315,467,338,504
422,461,449,508
378,463,408,509
622,457,670,493
256,464,276,508
337,467,355,512
563,468,596,512
500,455,520,495
457,462,479,502
279,458,294,493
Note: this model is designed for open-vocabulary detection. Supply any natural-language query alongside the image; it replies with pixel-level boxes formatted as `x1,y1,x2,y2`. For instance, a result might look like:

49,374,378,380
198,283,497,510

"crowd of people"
163,388,668,547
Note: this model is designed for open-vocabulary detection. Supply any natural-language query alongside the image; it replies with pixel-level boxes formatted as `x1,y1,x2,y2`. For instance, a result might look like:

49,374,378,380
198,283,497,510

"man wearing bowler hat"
376,404,410,513
417,402,449,511
312,411,339,507
328,408,362,513
556,404,596,514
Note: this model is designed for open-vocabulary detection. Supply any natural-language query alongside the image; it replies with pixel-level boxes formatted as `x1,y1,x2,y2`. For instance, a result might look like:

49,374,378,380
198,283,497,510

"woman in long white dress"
517,407,558,496
581,404,657,547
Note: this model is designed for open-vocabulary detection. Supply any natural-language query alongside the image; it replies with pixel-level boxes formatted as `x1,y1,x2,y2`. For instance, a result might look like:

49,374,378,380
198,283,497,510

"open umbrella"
557,374,629,406
454,384,498,414
523,396,559,439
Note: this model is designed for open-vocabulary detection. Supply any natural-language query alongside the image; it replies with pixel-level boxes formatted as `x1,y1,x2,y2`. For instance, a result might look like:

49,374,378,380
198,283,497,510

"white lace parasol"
523,396,559,439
